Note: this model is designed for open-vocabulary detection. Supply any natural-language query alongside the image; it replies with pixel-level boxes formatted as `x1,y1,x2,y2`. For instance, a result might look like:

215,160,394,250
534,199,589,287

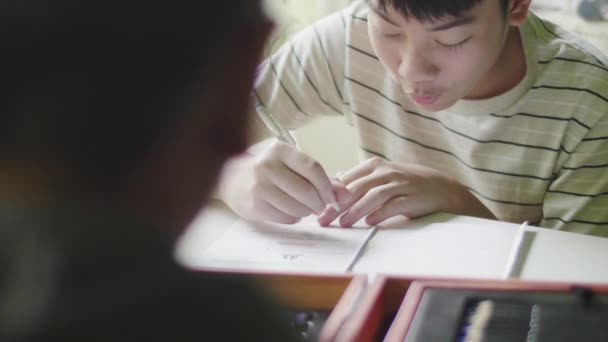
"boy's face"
368,0,511,111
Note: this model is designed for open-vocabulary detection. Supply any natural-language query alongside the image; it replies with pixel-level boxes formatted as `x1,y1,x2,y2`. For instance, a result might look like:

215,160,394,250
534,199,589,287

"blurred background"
261,0,608,176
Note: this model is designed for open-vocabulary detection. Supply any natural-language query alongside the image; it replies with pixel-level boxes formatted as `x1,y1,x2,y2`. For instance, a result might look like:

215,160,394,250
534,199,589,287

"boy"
0,0,297,340
218,0,608,236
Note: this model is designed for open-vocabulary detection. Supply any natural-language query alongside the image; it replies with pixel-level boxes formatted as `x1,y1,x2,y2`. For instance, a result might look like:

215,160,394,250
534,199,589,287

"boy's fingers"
331,179,352,206
283,154,340,212
365,196,419,226
317,205,337,227
262,185,315,218
273,168,326,214
335,159,376,186
255,201,302,224
317,180,353,227
339,183,396,227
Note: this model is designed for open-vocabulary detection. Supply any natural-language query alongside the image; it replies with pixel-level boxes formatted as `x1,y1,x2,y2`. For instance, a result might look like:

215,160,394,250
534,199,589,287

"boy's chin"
411,96,456,112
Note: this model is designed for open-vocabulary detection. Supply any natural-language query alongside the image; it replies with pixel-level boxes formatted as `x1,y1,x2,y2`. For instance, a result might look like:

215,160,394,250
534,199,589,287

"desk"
175,202,608,341
176,201,608,283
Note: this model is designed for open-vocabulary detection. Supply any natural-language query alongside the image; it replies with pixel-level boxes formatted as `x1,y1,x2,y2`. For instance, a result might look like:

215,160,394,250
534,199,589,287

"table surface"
175,201,608,284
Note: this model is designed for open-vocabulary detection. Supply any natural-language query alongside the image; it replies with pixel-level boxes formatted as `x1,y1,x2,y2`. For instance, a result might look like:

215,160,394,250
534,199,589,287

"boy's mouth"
408,92,439,106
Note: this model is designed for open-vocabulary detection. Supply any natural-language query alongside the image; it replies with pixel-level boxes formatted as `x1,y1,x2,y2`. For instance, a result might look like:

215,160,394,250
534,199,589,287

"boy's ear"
507,0,532,26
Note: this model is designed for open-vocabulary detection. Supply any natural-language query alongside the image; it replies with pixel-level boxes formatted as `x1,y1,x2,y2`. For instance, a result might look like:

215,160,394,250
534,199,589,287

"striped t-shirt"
254,0,608,236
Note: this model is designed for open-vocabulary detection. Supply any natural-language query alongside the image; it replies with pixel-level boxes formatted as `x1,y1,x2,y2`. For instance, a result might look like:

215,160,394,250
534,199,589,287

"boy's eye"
383,32,402,38
436,36,471,49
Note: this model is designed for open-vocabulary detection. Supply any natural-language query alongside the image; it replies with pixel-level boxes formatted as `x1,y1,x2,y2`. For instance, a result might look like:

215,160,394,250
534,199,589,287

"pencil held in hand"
255,103,341,213
255,103,297,146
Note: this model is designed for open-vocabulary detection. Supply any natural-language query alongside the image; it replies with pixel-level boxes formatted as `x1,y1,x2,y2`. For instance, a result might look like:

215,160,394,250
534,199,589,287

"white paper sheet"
192,216,373,273
352,214,520,279
179,205,608,283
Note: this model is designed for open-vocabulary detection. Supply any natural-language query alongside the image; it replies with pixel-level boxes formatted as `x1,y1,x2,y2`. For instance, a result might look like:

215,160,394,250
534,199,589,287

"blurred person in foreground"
0,0,297,340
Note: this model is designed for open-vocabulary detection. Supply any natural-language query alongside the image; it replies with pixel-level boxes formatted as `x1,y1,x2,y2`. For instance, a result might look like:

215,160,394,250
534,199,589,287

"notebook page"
352,214,521,279
521,228,608,283
190,216,374,274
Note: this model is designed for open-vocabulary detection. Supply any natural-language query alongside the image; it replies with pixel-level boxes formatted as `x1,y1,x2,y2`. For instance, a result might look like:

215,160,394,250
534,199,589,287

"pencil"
255,103,297,146
503,221,532,279
255,103,342,212
345,227,378,272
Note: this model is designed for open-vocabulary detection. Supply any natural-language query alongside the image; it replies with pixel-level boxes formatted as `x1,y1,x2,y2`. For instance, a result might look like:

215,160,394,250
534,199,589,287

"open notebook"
177,212,530,279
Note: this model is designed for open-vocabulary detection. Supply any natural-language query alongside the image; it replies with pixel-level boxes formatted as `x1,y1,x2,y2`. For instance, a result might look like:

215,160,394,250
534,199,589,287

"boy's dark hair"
0,0,263,187
375,0,510,21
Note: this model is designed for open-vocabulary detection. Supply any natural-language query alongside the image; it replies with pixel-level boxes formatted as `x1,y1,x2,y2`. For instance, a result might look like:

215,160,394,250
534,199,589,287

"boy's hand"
218,141,349,224
317,157,495,227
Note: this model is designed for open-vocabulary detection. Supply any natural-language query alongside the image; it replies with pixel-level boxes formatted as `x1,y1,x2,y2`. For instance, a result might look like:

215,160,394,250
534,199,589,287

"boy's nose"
397,48,438,84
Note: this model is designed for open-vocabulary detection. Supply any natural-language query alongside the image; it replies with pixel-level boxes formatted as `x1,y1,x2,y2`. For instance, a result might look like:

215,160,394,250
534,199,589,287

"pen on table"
345,227,378,272
255,103,341,212
503,221,535,279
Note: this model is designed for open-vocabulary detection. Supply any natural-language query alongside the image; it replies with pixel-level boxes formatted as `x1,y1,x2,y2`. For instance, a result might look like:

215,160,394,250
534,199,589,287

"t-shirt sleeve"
253,9,348,131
